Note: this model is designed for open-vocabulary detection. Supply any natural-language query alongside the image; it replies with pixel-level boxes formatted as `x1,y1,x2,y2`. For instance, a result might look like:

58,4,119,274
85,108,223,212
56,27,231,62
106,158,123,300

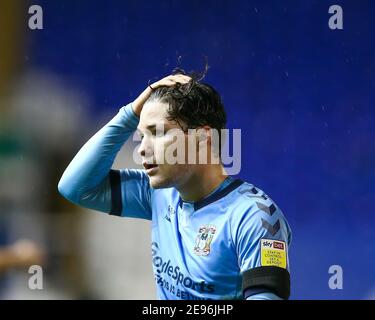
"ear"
198,131,206,142
197,126,211,143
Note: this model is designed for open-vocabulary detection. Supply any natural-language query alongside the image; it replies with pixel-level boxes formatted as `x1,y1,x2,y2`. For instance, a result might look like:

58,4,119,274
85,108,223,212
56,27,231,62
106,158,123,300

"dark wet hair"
148,67,226,131
147,67,227,156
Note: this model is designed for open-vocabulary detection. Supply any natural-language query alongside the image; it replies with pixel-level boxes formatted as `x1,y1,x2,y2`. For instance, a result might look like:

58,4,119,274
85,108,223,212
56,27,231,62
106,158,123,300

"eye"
154,130,165,137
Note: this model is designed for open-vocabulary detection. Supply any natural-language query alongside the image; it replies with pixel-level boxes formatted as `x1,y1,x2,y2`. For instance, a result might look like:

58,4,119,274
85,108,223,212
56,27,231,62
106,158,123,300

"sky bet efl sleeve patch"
260,239,287,269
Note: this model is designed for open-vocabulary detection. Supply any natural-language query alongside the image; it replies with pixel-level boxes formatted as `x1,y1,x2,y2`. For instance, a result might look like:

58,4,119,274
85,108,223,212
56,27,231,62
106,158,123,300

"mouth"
143,162,159,175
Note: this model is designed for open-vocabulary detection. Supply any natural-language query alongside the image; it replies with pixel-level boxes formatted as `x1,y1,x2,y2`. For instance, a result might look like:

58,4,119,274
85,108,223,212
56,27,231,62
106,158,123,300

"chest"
151,201,239,281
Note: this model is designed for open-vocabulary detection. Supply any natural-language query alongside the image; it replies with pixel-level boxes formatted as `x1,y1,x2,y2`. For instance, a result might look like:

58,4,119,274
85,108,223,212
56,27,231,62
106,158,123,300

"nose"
138,136,153,158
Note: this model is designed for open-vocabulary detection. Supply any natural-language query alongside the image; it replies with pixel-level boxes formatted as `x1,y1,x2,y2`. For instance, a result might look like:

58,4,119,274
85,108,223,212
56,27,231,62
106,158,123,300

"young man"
58,72,292,300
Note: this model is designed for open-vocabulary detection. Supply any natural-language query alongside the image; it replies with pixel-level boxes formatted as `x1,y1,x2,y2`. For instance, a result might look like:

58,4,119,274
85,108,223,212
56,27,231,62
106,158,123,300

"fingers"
152,74,191,89
136,74,191,116
170,74,191,83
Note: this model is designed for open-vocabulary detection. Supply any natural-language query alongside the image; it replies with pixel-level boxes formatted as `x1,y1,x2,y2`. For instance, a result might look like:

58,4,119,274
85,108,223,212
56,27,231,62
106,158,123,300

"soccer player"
58,71,292,300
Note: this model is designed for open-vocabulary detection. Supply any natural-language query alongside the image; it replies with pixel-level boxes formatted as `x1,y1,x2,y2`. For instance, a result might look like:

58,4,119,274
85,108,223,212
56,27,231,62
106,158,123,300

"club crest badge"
164,205,175,222
194,225,216,256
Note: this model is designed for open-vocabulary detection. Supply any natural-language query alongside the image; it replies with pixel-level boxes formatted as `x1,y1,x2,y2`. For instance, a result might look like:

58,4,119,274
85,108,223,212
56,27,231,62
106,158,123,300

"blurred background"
0,0,374,299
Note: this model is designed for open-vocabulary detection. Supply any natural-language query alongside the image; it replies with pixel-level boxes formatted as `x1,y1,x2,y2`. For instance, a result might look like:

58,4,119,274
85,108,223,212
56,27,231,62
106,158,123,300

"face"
137,100,194,189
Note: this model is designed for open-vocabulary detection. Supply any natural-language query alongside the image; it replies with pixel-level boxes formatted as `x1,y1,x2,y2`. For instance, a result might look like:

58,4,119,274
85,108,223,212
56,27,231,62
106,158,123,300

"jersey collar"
178,178,244,211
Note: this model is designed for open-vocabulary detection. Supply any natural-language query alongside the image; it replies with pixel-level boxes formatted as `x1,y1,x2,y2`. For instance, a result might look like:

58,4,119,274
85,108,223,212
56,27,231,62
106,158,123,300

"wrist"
132,86,154,117
131,102,142,117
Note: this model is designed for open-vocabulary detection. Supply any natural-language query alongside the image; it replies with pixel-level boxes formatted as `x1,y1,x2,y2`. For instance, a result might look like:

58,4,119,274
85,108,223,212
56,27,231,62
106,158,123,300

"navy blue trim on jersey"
109,169,122,216
194,179,244,211
178,179,244,211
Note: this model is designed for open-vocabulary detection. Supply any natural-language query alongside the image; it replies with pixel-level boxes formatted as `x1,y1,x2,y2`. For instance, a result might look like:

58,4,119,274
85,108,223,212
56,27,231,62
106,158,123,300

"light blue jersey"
58,103,292,300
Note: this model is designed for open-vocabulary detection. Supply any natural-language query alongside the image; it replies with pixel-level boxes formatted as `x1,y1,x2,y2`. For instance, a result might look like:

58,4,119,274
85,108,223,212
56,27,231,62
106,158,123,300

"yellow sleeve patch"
260,239,287,269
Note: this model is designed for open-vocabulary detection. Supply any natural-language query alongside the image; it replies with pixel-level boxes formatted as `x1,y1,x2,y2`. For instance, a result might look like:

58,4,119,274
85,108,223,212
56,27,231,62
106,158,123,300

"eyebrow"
137,124,156,133
137,123,172,133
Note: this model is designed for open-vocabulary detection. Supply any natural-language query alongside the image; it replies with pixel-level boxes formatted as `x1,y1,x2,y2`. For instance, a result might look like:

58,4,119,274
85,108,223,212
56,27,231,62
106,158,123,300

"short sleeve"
231,196,292,299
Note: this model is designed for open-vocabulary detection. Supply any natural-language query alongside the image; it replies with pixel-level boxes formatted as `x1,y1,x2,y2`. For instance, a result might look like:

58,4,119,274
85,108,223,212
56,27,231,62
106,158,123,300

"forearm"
58,74,191,211
58,103,139,210
132,86,153,116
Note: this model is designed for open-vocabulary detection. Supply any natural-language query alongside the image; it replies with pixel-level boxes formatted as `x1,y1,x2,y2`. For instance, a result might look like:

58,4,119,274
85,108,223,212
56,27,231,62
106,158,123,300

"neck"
177,165,228,202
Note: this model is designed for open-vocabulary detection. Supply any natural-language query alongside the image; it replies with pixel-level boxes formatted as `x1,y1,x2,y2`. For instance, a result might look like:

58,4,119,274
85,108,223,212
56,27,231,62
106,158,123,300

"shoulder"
228,180,289,233
228,180,282,218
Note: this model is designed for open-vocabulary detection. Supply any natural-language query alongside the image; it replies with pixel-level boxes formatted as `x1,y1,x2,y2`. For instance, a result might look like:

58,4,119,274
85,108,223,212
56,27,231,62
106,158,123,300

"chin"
149,175,174,189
